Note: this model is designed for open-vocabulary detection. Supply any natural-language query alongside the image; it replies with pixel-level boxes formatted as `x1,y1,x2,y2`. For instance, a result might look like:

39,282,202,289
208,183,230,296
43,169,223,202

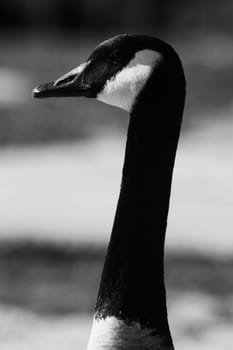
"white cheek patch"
53,61,90,87
87,316,166,350
97,49,161,111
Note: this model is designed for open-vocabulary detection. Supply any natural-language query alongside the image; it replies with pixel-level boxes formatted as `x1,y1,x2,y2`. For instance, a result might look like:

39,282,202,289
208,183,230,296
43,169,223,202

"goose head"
33,34,184,112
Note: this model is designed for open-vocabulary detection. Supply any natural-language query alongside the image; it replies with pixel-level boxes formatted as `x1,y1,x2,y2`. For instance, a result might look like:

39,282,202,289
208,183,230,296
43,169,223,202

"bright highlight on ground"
0,118,232,255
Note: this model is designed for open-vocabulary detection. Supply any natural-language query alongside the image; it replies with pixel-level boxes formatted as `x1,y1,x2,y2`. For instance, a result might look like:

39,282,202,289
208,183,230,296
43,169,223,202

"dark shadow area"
0,241,232,316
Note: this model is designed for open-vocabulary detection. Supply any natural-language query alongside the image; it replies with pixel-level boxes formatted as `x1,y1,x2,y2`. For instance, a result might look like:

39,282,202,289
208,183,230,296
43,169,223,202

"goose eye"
112,58,121,65
110,52,121,65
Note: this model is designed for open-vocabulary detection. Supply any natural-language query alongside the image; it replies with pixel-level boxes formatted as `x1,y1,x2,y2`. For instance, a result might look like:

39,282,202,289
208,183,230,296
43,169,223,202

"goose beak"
32,62,90,98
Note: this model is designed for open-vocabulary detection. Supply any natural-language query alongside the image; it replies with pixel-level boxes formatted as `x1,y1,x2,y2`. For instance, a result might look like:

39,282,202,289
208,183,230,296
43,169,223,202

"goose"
33,34,186,350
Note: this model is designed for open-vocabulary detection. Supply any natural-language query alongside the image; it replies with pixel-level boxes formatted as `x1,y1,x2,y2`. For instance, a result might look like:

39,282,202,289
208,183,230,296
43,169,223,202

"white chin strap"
97,49,161,112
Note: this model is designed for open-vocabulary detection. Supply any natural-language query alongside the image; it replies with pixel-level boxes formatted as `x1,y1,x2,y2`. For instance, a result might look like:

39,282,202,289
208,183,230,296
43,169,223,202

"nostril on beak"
54,74,77,87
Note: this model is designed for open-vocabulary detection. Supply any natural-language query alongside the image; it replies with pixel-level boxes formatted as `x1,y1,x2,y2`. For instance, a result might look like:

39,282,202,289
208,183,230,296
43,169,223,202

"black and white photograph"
0,1,232,349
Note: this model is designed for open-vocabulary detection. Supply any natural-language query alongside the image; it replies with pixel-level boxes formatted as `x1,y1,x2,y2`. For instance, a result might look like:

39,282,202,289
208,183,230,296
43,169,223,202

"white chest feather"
97,49,161,111
87,316,170,350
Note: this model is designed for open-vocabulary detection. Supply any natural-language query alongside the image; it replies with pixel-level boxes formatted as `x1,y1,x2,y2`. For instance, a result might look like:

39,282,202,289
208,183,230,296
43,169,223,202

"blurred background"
0,1,233,349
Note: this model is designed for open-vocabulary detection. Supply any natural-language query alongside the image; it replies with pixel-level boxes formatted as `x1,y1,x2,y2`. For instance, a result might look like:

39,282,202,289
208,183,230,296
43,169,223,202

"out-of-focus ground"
0,244,232,350
0,122,232,254
0,28,233,349
0,294,232,350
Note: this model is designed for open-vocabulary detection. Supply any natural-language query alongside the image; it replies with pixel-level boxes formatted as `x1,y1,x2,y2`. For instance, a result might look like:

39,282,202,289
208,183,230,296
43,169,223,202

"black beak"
32,63,90,98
